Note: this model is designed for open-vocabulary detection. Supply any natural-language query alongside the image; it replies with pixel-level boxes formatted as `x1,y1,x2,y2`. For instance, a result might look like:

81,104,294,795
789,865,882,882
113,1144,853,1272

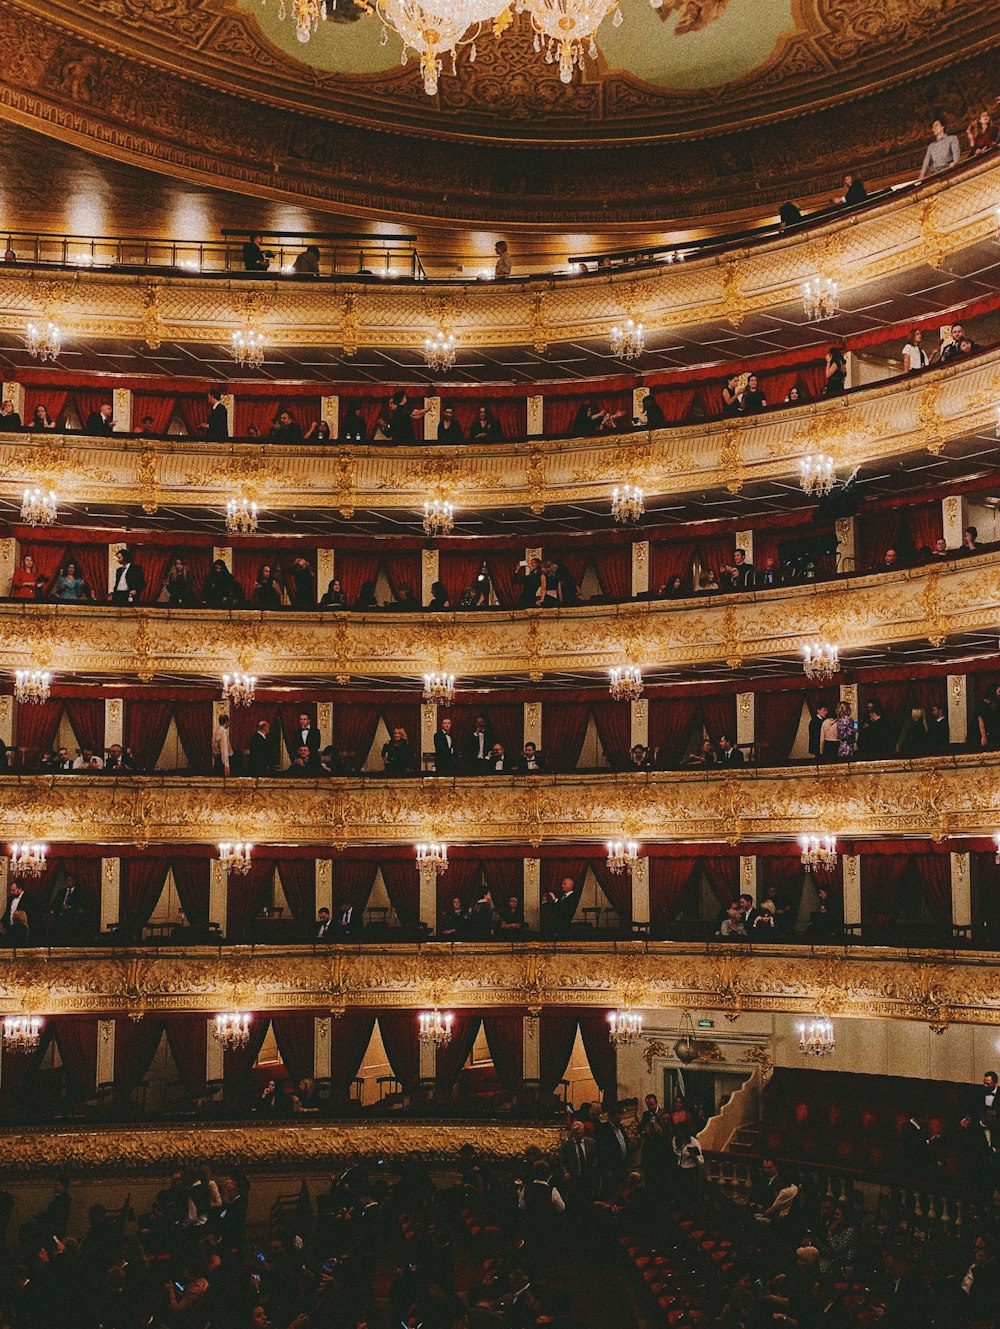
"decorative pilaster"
835,518,856,574
526,396,544,436
418,1039,437,1080
108,542,126,597
0,540,14,600
0,695,12,750
421,704,437,770
210,859,228,936
212,546,233,571
631,541,649,598
105,699,123,751
631,856,649,926
220,394,235,433
526,546,542,566
321,396,339,438
942,495,967,550
97,1020,115,1087
314,1016,332,1079
101,858,119,933
424,396,441,440
523,858,541,930
422,549,439,606
736,693,754,747
316,549,334,601
632,387,648,421
843,855,861,929
112,388,132,434
418,864,437,933
840,683,858,717
735,530,753,565
316,702,333,750
523,1015,540,1079
740,856,757,899
206,1022,224,1083
948,675,967,745
524,702,542,749
951,852,971,931
316,859,333,915
630,699,648,750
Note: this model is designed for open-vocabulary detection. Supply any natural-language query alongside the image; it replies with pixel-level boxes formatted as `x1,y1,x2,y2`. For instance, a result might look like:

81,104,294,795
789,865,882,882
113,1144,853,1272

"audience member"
902,327,929,371
517,742,546,773
206,387,229,440
0,399,22,429
270,410,303,442
494,240,511,278
968,109,998,154
825,346,847,395
163,555,196,606
110,548,145,604
470,406,503,443
11,553,46,600
248,720,273,775
437,404,465,442
202,559,244,607
319,577,347,608
291,244,320,275
339,404,366,441
434,716,457,773
253,564,282,608
919,116,962,178
84,403,114,435
52,560,92,602
739,373,766,412
242,233,273,270
381,726,412,774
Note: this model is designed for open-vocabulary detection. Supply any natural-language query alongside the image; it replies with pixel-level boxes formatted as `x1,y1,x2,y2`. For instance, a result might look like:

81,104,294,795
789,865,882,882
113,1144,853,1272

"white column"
526,546,542,566
424,396,441,440
840,683,858,716
220,393,235,434
206,1022,224,1082
630,699,648,750
422,549,439,606
418,863,437,932
524,702,542,749
317,702,333,750
419,1040,437,1079
112,388,132,434
0,539,14,599
523,1016,540,1079
843,854,861,929
631,856,649,926
2,382,24,419
951,852,971,931
316,859,333,915
736,692,754,747
210,859,228,935
631,542,649,598
421,704,436,769
527,396,544,436
740,855,757,901
314,1016,332,1079
835,518,856,575
735,530,753,565
632,387,648,421
0,695,12,751
105,699,123,751
97,1020,115,1087
108,542,126,596
942,495,967,550
523,858,540,930
948,675,967,745
321,395,339,439
101,858,120,933
213,546,233,571
316,548,334,601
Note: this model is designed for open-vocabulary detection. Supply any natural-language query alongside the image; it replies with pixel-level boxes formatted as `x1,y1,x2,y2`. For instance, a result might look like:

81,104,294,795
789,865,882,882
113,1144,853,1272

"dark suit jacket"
516,752,548,774
595,1120,629,1175
85,411,113,436
721,745,745,766
486,756,516,773
295,725,321,755
462,729,493,767
206,402,229,441
2,893,27,930
433,730,457,773
732,562,755,590
111,561,145,600
248,731,273,776
551,890,579,937
559,1136,596,1178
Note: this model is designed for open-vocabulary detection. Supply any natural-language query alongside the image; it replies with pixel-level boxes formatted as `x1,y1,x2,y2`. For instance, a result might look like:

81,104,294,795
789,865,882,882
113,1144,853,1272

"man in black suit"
547,876,579,939
293,712,321,769
110,549,145,604
514,556,543,608
731,547,755,590
85,404,114,435
861,700,892,758
462,715,493,772
808,705,829,760
1,883,28,944
206,388,229,441
271,411,303,443
313,907,332,941
48,873,88,939
981,1071,999,1115
718,734,745,766
242,234,272,271
928,703,950,753
248,720,273,776
559,1122,597,1207
517,742,547,774
595,1105,630,1197
332,899,358,940
486,742,515,773
288,557,315,608
433,716,457,774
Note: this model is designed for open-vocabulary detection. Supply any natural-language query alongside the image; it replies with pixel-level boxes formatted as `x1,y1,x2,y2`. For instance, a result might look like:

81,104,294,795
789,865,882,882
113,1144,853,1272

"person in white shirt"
72,746,104,770
494,240,511,279
901,328,928,372
212,715,233,777
983,1070,998,1112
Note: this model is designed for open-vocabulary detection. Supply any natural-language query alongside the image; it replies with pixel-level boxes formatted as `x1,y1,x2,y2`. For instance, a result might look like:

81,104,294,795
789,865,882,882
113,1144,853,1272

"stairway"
726,1125,761,1158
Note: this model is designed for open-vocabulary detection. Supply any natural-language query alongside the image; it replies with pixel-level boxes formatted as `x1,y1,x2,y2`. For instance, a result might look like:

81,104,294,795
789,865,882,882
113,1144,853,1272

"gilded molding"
1,350,996,512
2,756,1000,845
1,550,998,680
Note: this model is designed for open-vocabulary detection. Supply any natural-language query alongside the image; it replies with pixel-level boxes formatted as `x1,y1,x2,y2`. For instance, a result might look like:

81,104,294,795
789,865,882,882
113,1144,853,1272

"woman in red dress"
10,554,45,600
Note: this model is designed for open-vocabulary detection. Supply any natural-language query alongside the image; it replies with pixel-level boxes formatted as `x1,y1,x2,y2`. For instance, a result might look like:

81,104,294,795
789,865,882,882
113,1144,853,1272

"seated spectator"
658,575,685,598
757,557,780,588
331,899,357,939
640,393,666,429
470,406,503,443
381,726,412,774
253,563,282,609
287,555,315,607
902,327,928,371
784,385,801,403
85,403,115,435
304,418,331,441
517,742,547,773
437,404,464,443
11,553,46,600
31,404,57,430
242,234,273,270
721,373,741,415
105,744,137,773
427,580,450,610
271,410,304,443
202,559,244,607
339,405,366,442
732,547,755,590
739,373,766,412
834,172,867,205
918,116,962,178
625,743,652,772
718,903,747,939
718,734,745,766
319,577,347,608
288,745,314,774
682,738,718,769
882,547,900,571
42,746,74,772
47,873,90,938
73,745,104,771
439,896,467,939
940,321,980,362
319,745,340,775
110,548,145,604
486,742,515,773
496,895,525,936
313,908,333,941
292,244,321,275
825,346,847,396
968,109,999,154
372,410,393,441
393,584,418,609
960,525,979,556
778,201,803,228
354,579,379,611
0,399,22,428
52,560,92,602
163,556,197,606
930,536,949,559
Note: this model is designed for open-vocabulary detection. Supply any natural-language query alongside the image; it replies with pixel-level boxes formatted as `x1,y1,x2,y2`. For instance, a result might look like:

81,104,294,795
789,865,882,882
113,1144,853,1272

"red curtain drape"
759,854,807,919
171,857,210,930
336,552,382,608
859,682,912,749
483,1012,524,1091
14,699,63,769
0,1025,54,1107
756,691,806,764
861,854,912,927
176,395,207,438
438,551,487,606
132,393,176,436
702,855,739,909
590,548,632,602
758,370,799,406
481,857,522,906
590,857,632,918
19,540,69,594
134,546,175,605
578,1010,617,1098
379,860,420,926
538,1011,579,1094
234,397,281,439
333,859,379,912
909,676,947,716
52,1016,98,1097
172,700,213,774
435,1013,482,1087
650,539,697,593
271,1013,316,1084
163,1015,208,1095
648,698,700,766
701,695,738,744
121,859,169,931
859,509,905,569
113,1017,165,1104
376,1011,421,1088
436,857,481,923
66,541,109,602
381,551,421,603
904,502,944,556
591,700,632,770
23,388,69,428
227,858,276,940
230,702,281,767
658,386,697,423
72,388,112,428
484,554,519,609
649,857,700,927
124,700,174,771
62,699,105,754
696,533,736,579
223,1016,271,1107
542,702,593,771
333,703,383,770
277,860,316,925
330,1012,377,1092
915,855,952,929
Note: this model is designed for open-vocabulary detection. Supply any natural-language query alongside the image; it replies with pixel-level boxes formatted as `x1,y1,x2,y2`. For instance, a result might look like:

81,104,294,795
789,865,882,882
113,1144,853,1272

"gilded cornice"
0,155,998,346
0,944,998,1034
1,554,997,680
0,353,997,511
1,757,998,845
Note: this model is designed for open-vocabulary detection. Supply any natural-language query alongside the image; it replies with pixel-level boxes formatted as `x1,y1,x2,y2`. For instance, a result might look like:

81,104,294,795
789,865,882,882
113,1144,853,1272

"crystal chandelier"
416,841,449,873
219,842,253,875
282,0,327,41
222,673,256,707
608,665,643,701
9,842,48,878
20,488,57,527
25,321,62,362
423,672,455,705
423,500,455,536
226,497,258,535
424,330,456,373
418,1009,454,1046
606,839,639,874
801,641,840,680
611,484,644,524
798,454,835,497
213,1012,252,1050
802,277,839,321
14,670,51,705
364,0,510,95
232,328,265,368
798,1018,835,1057
800,834,837,873
2,1016,43,1053
609,316,645,361
608,1008,643,1046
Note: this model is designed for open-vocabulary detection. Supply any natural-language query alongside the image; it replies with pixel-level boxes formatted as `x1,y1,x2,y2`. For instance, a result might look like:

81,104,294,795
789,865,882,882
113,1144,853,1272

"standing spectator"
978,686,1000,749
642,392,666,429
206,387,229,441
514,556,543,607
11,553,46,600
252,564,282,609
287,556,315,607
53,560,92,602
739,373,766,412
721,374,741,416
967,109,998,155
808,704,830,760
731,547,755,590
381,726,412,774
470,405,503,443
901,328,928,372
339,404,366,442
928,702,950,752
110,549,145,604
163,556,196,606
212,714,233,777
825,346,848,396
437,404,464,443
242,233,272,271
85,403,114,435
672,1129,704,1204
918,117,962,178
202,558,243,607
271,410,303,443
559,1122,597,1208
494,240,511,279
248,720,273,775
388,389,427,443
428,580,450,610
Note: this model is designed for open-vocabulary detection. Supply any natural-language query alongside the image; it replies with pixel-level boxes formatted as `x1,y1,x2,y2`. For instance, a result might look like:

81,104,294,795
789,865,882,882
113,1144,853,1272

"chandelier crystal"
418,1008,454,1046
422,672,455,705
608,665,643,701
416,841,449,873
608,1008,643,1046
2,1016,43,1053
424,329,456,373
798,1018,835,1057
280,0,328,40
606,839,639,874
800,834,838,872
222,673,256,707
14,670,51,705
20,488,58,527
802,277,839,321
213,1012,252,1050
609,316,645,360
798,453,835,497
226,497,258,535
232,328,265,368
801,640,840,680
9,842,48,878
423,500,455,536
25,321,62,362
219,842,253,875
611,484,644,524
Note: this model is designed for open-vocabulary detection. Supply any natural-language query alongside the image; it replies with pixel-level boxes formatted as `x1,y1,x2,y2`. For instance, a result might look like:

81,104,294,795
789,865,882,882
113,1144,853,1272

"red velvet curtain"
578,1010,617,1098
658,386,697,423
859,682,912,747
271,1013,316,1083
590,548,632,601
277,860,316,925
650,539,697,593
380,860,420,926
164,1015,208,1095
860,510,906,569
23,388,69,428
702,856,739,909
696,533,736,578
381,551,421,602
52,1016,99,1097
648,698,700,766
538,1011,579,1094
121,859,169,931
590,857,632,918
171,857,210,930
861,854,912,926
904,502,944,556
227,858,276,940
542,702,592,771
436,857,481,923
124,700,174,771
376,1011,421,1087
135,546,175,605
176,395,208,438
336,552,382,608
481,857,522,906
484,554,519,609
756,691,806,764
701,695,737,745
758,370,799,406
591,700,632,770
113,1017,165,1103
234,397,281,439
330,1012,377,1092
759,855,807,918
333,859,379,912
909,676,947,716
66,542,109,601
333,703,383,770
438,551,487,606
132,393,176,436
18,540,69,593
172,700,213,774
72,388,112,429
62,699,105,754
435,1013,482,1087
15,700,63,770
483,1012,524,1091
915,855,952,929
649,857,700,927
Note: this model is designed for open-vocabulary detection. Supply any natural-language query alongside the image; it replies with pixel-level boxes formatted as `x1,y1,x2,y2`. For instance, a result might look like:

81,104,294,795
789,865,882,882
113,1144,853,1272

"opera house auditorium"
1,0,1000,1324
